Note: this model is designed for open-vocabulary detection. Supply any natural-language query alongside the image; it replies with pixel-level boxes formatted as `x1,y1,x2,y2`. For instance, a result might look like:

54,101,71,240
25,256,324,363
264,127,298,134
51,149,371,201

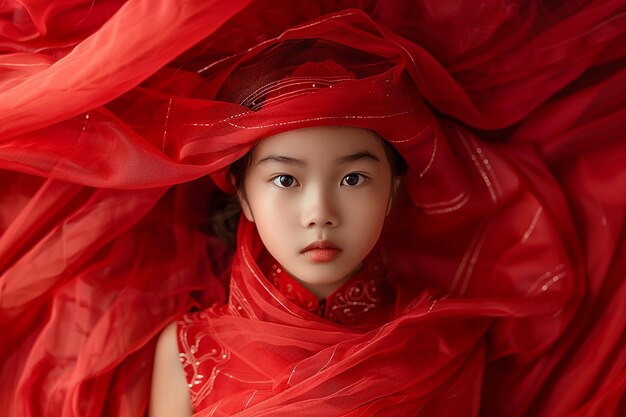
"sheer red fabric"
1,1,625,416
177,220,416,413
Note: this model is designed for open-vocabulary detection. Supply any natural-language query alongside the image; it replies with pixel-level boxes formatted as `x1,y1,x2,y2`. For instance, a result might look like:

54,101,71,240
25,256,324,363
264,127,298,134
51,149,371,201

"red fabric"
258,248,397,325
0,1,625,416
177,220,411,412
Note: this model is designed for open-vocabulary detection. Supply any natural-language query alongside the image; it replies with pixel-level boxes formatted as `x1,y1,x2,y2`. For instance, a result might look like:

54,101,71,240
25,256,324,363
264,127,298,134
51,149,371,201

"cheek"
248,192,298,249
352,206,387,240
341,189,389,246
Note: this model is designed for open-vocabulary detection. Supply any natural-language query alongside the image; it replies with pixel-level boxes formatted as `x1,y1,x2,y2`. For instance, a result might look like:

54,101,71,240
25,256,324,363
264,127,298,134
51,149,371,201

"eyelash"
270,173,369,189
272,175,299,188
340,173,368,187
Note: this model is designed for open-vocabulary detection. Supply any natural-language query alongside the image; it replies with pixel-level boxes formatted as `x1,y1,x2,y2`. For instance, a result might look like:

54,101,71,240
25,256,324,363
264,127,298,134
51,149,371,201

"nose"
301,185,339,229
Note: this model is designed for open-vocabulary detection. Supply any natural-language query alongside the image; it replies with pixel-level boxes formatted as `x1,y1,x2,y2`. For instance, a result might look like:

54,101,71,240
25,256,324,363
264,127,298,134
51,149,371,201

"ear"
386,177,402,216
237,190,255,222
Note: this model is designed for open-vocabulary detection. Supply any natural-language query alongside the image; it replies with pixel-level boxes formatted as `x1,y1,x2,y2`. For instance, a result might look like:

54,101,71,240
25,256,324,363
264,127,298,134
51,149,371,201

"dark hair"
381,138,408,177
229,144,257,193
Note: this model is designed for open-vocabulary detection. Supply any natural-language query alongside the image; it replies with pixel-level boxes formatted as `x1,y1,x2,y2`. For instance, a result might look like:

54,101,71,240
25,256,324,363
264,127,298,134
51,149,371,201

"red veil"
1,1,625,416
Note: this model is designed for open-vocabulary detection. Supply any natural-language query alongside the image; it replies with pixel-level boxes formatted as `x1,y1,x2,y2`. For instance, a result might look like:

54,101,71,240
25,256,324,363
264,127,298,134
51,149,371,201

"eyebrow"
256,151,380,167
336,151,380,164
257,155,306,167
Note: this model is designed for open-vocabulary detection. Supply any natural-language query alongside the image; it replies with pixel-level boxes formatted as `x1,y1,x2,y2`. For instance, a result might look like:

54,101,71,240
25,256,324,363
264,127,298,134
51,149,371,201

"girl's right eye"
272,175,299,188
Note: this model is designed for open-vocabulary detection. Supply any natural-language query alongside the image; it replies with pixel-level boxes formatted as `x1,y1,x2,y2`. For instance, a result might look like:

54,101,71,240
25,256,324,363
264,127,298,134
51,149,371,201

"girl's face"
239,126,397,298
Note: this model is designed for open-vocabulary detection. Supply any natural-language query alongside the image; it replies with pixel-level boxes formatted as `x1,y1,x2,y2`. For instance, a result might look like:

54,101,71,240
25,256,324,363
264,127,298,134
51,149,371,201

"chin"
298,266,354,284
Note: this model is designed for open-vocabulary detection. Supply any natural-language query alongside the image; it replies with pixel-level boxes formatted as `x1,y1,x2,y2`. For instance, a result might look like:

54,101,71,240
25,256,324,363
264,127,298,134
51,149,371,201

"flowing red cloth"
177,220,407,413
0,1,625,416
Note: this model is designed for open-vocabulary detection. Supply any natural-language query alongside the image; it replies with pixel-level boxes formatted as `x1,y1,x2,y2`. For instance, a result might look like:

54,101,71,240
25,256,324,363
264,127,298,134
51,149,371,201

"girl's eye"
341,173,367,187
272,175,298,188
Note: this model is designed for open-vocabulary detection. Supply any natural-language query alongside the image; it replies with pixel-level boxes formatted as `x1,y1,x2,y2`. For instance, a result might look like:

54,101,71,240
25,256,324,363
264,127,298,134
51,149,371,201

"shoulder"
149,321,194,417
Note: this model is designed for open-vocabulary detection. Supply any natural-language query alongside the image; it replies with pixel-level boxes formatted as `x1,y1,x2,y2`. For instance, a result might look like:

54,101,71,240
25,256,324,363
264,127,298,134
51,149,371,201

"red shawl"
177,219,434,415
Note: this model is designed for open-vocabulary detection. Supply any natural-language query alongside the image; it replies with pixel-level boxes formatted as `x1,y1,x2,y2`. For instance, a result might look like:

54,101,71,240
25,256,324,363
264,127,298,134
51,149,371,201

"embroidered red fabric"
1,1,625,416
177,220,414,411
258,247,397,326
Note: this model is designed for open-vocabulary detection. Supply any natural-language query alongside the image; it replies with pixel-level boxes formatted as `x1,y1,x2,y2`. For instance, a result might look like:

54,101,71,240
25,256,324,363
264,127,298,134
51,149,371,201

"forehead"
252,126,385,160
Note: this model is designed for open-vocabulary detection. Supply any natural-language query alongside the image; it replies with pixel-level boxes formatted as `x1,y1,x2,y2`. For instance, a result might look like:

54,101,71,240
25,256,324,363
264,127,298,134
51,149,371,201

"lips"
301,241,341,263
302,240,339,252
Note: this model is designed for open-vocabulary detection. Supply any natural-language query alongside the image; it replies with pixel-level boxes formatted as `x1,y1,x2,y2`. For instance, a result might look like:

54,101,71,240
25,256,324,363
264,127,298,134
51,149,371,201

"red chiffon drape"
1,1,625,416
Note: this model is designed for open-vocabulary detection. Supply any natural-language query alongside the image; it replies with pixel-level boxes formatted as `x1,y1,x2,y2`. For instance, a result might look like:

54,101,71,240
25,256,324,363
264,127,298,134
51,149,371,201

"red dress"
177,225,405,413
1,1,625,416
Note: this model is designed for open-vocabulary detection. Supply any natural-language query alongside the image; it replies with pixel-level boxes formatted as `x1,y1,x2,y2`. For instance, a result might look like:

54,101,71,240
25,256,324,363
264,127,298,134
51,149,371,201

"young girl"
150,125,407,416
145,12,578,417
4,4,623,417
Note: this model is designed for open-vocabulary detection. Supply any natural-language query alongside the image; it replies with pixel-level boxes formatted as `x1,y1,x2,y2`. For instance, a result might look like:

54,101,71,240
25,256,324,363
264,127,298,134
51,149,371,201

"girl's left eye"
341,173,367,187
272,175,299,188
